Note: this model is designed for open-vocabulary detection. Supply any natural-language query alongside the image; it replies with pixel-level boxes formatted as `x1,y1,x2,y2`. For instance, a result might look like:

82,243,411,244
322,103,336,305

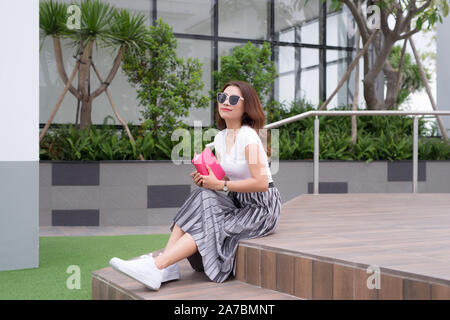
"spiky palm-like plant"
39,0,148,133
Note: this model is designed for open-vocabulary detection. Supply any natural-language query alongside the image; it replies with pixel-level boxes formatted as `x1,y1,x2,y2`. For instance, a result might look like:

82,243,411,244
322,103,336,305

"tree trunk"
383,64,399,110
363,33,396,110
78,40,94,130
80,99,92,130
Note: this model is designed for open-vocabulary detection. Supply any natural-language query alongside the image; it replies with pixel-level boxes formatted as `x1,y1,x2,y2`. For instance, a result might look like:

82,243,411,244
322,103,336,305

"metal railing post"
413,116,418,193
314,116,319,195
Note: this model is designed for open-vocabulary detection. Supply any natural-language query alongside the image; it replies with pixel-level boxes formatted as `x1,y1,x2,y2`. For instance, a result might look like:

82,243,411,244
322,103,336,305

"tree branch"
398,26,421,39
397,0,431,38
52,36,82,100
340,0,370,42
380,4,394,38
415,0,432,14
395,38,408,96
89,46,124,100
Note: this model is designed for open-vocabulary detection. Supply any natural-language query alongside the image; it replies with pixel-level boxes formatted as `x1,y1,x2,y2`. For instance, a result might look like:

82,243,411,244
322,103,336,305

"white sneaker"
140,252,180,283
109,255,163,290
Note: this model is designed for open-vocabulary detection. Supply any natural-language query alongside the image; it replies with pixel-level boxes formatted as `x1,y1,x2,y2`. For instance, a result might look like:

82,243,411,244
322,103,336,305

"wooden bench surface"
92,257,301,300
241,193,450,285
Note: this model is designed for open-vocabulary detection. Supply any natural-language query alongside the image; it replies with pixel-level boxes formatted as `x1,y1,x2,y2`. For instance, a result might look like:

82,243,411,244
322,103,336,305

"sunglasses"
217,92,244,106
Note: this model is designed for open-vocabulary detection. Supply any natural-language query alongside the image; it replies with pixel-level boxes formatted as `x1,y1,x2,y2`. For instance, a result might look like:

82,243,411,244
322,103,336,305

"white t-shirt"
213,125,273,183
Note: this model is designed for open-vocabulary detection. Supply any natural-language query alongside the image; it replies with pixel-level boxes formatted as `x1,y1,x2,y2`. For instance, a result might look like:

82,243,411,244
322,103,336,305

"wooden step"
92,257,301,300
234,194,450,300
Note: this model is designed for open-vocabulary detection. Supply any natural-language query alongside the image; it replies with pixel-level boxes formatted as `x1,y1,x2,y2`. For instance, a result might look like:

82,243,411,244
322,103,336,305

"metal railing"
209,110,450,194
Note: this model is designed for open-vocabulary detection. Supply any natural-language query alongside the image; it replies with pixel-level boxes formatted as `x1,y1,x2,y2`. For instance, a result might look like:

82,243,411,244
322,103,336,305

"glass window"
275,39,296,104
275,28,296,104
326,48,348,63
300,47,319,105
301,48,319,69
218,0,270,39
277,73,296,105
156,0,213,35
274,46,320,107
326,9,353,47
326,58,352,108
301,20,319,44
105,0,151,23
300,68,319,106
275,0,319,44
344,50,364,109
176,38,213,127
278,45,295,74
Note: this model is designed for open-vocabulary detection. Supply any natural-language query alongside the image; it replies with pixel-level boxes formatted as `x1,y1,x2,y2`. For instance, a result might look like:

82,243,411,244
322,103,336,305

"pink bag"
192,147,225,180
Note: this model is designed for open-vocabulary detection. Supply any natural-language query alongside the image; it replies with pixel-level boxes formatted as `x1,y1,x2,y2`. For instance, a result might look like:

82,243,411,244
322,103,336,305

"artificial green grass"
0,234,170,300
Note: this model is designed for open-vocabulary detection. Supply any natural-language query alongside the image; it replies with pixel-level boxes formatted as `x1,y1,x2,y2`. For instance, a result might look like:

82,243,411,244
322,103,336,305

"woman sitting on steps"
109,80,282,290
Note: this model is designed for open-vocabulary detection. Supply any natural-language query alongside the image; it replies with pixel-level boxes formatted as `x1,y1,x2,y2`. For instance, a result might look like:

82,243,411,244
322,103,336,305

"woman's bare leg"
161,223,185,254
154,232,197,270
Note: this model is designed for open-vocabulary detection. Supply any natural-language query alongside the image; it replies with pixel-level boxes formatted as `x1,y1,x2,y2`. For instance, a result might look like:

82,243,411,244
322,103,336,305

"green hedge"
40,104,450,161
270,102,450,162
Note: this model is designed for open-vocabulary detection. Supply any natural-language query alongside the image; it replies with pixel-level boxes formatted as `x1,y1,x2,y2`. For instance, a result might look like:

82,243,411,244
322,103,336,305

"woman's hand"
190,170,204,187
199,165,223,191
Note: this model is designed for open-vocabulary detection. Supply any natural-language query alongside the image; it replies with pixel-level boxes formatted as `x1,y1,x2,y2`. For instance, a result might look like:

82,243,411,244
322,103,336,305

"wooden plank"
93,258,300,300
241,194,450,286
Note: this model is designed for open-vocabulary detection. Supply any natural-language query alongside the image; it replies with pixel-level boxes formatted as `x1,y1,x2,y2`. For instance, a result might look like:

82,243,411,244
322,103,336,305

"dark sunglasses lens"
217,92,227,103
217,93,227,103
229,95,240,105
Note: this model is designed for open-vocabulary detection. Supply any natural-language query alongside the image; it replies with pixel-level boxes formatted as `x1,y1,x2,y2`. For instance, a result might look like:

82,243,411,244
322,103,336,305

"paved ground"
39,226,170,237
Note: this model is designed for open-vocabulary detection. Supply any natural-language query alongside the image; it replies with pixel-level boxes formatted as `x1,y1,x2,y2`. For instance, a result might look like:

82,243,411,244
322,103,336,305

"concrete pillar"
0,1,39,271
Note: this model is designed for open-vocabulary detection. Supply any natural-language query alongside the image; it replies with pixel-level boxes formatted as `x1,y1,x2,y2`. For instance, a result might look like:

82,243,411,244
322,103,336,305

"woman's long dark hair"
215,80,271,158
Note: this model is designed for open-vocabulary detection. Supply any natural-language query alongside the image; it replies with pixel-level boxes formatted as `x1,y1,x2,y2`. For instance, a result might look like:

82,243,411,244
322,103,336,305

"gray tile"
147,163,194,185
39,163,52,187
39,209,52,226
52,210,99,226
276,161,313,203
387,160,426,181
39,187,51,210
147,185,191,208
320,161,386,183
343,161,388,193
52,162,99,185
100,163,148,186
51,186,100,209
147,207,181,226
386,181,416,193
99,209,149,226
308,182,348,193
422,161,450,193
99,186,147,209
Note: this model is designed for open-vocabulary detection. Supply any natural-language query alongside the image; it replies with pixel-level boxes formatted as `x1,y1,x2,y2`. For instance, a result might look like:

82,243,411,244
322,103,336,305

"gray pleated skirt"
169,185,282,283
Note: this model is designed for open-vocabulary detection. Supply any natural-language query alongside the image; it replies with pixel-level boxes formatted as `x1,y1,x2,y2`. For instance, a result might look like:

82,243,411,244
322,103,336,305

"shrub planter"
39,160,450,227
